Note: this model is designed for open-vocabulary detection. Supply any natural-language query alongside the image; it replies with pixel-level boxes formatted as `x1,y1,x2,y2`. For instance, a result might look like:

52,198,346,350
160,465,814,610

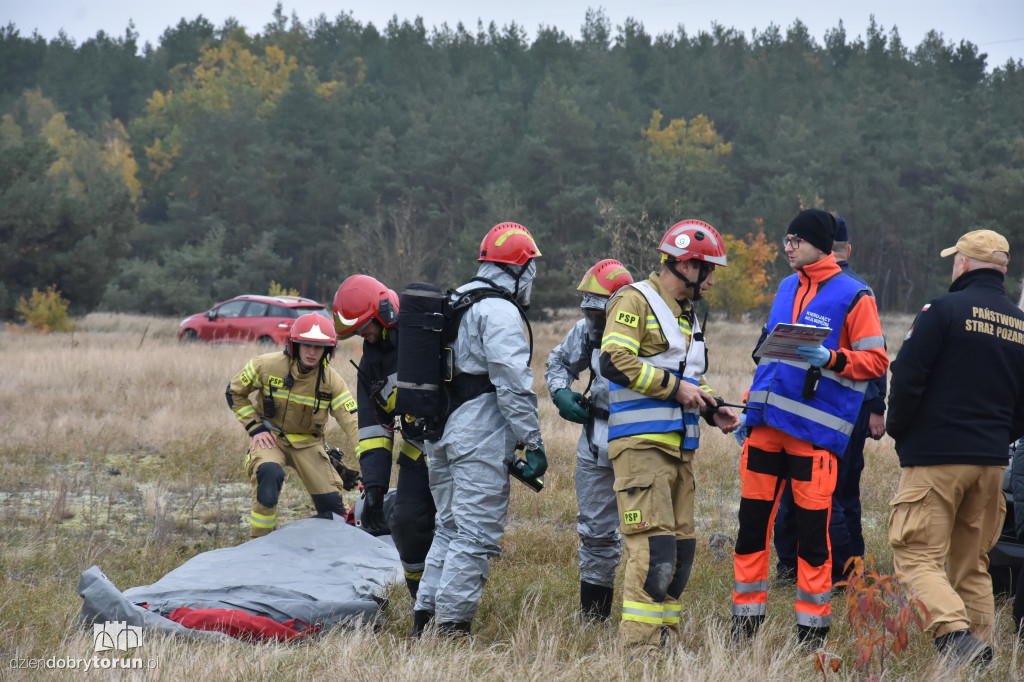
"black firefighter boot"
731,614,764,640
436,620,472,638
797,624,830,649
580,581,614,622
409,610,434,638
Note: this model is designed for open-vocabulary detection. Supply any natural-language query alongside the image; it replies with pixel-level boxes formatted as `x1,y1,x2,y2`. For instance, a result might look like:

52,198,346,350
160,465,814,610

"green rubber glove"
521,445,548,479
552,388,591,424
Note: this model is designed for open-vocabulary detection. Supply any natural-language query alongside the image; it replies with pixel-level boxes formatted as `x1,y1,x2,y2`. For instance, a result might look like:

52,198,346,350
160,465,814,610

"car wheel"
257,335,277,346
180,329,199,343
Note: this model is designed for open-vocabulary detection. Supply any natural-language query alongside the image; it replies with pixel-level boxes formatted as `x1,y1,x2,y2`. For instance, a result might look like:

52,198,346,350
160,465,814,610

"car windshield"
269,305,329,319
295,306,330,319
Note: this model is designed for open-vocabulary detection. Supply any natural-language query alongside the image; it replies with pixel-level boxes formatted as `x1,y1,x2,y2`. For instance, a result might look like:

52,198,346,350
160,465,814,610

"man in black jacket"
333,275,435,600
888,229,1024,665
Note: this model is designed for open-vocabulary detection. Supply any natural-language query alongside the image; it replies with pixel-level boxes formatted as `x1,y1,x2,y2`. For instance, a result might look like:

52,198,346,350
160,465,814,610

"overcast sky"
6,1,1024,69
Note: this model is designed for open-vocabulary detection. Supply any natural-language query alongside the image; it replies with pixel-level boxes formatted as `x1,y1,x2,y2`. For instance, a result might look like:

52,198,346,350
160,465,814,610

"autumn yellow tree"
705,221,778,320
641,110,733,164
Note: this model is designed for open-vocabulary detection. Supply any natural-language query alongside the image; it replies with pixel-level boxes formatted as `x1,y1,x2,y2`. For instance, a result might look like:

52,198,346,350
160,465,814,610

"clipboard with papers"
753,323,832,360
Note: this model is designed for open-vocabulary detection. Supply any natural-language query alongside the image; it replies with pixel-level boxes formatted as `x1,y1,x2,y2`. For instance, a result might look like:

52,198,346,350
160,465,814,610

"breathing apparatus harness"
395,276,534,441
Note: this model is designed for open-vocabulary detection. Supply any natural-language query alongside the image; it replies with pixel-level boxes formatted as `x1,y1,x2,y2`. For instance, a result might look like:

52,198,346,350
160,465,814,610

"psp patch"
623,509,642,525
615,311,639,328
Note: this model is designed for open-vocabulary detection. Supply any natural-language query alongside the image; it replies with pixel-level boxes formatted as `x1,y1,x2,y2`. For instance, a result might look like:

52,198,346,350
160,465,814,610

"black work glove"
327,448,362,490
359,485,388,536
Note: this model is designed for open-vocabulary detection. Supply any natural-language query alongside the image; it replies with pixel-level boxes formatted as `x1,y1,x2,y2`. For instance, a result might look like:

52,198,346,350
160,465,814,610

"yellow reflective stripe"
663,605,681,624
235,405,256,422
634,363,655,393
382,388,398,412
602,333,639,353
494,227,535,248
400,440,423,461
635,432,683,447
404,568,423,580
240,360,261,388
249,510,277,528
331,389,356,412
622,600,664,625
645,315,660,328
678,319,692,334
285,433,316,443
359,437,393,455
270,391,317,405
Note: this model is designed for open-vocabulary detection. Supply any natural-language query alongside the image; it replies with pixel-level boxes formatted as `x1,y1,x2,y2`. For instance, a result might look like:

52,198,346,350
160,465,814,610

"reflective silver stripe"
359,425,391,440
778,360,866,391
796,588,832,606
622,604,662,620
734,580,768,594
608,406,684,427
820,369,867,391
850,335,885,350
403,288,443,299
763,393,855,435
747,390,769,404
731,603,766,616
397,380,438,391
402,561,426,573
795,611,831,628
381,374,399,396
609,386,648,403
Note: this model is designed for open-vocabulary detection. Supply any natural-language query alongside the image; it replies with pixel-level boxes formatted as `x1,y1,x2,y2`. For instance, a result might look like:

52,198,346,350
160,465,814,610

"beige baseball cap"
939,229,1010,265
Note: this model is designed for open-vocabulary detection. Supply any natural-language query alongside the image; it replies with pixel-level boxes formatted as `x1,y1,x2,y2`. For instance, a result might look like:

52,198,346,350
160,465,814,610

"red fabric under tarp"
168,607,319,641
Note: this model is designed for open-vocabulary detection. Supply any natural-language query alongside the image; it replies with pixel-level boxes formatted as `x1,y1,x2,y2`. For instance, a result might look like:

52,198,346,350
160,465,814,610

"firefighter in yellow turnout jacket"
227,313,360,538
601,220,741,647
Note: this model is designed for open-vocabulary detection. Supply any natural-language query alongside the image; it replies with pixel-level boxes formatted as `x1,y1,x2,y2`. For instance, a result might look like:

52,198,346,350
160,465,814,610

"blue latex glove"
795,345,831,368
734,412,749,446
521,445,548,479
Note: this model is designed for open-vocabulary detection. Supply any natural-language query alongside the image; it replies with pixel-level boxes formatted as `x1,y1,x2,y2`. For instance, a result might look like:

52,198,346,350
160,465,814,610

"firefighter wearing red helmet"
411,222,544,638
227,312,360,538
333,274,399,344
332,274,436,600
600,220,741,648
545,259,634,621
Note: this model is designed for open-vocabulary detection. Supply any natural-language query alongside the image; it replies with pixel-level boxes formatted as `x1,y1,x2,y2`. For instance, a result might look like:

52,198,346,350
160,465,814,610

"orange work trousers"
733,425,838,629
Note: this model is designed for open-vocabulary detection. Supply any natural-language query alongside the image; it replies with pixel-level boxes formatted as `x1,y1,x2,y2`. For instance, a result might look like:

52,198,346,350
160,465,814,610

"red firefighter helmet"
577,259,634,297
289,312,337,359
478,222,542,265
332,275,399,339
657,220,728,267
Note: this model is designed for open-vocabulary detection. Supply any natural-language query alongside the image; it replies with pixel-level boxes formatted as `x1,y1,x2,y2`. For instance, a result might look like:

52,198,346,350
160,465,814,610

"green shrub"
15,285,75,332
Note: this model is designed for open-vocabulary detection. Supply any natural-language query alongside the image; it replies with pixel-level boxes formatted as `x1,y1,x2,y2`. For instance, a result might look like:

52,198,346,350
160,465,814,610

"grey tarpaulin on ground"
78,516,402,637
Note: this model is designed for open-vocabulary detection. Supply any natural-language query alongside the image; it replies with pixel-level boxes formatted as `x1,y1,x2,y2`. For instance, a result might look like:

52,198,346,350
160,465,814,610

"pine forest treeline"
2,6,1023,318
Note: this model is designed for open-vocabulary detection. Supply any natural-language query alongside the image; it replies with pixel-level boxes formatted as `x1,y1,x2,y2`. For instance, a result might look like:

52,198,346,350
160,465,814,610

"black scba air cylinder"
396,283,446,417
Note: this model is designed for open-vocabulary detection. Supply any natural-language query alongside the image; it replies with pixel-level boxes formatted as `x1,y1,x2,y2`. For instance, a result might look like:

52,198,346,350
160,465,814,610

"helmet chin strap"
666,259,711,301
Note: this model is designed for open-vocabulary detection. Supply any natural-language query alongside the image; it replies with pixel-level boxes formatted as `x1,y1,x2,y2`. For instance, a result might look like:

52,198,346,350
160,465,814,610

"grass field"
1,311,1021,680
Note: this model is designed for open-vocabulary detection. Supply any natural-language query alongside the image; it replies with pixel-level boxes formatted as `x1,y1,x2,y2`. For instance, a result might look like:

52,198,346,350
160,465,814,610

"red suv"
178,295,329,345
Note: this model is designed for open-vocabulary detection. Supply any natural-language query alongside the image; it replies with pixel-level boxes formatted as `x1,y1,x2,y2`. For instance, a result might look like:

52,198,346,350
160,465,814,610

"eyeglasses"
783,236,804,250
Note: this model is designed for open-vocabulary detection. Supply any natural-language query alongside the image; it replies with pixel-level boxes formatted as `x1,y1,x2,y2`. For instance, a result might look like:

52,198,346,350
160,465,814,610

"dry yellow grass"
1,311,1022,680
